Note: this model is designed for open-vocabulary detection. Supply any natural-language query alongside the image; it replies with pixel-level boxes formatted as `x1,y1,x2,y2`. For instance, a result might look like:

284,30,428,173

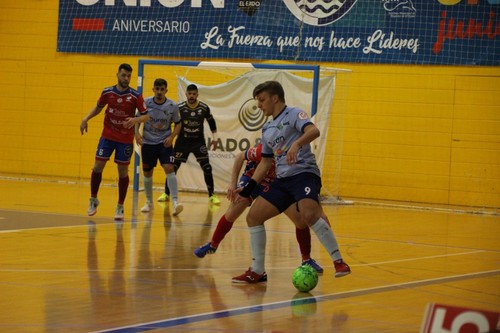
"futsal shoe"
173,202,184,216
302,258,324,274
87,197,99,216
209,195,221,205
232,268,267,284
157,193,169,202
194,242,217,258
114,204,124,220
141,202,153,213
334,259,351,278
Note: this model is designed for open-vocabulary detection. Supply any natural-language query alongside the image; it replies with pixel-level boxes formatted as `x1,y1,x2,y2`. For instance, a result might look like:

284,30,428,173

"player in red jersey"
193,143,324,273
80,63,149,220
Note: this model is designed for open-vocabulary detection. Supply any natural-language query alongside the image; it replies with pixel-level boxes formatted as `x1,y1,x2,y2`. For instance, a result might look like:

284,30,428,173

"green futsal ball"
292,265,318,292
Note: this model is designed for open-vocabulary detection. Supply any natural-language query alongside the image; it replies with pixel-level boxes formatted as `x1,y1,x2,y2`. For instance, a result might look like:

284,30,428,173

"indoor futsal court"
0,178,498,332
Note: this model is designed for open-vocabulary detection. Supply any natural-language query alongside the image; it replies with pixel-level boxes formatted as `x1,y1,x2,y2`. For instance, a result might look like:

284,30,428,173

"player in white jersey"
135,78,183,216
232,80,351,284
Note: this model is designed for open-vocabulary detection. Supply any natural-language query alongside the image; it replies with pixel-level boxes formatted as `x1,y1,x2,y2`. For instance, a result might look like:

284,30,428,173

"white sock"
311,217,342,261
249,225,266,275
167,172,178,201
143,176,153,203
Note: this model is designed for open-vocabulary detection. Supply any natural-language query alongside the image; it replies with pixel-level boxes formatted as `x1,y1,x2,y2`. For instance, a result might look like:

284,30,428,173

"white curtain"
176,70,335,193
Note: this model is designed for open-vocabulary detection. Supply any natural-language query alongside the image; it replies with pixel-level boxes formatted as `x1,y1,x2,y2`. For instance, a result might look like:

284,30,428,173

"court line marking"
90,269,500,333
0,249,489,273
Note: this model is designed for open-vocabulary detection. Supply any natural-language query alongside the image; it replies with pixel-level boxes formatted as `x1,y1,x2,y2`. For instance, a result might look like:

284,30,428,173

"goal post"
133,59,348,202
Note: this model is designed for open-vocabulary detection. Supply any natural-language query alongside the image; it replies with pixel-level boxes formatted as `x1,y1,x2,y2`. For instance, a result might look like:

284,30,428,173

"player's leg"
160,146,183,216
292,173,351,278
193,140,220,204
283,204,324,273
194,199,250,258
232,186,288,284
159,141,185,201
88,137,113,216
113,142,133,220
140,144,159,213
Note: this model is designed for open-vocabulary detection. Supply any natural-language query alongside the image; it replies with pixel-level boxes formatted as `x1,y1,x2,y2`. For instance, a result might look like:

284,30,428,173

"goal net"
134,60,351,202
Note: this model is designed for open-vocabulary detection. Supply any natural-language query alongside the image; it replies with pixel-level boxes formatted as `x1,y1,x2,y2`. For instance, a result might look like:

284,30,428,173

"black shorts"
141,143,175,171
259,173,322,213
174,137,209,163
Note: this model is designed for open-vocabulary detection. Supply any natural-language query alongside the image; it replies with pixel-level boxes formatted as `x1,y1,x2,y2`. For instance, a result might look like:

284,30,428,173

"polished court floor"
0,178,499,332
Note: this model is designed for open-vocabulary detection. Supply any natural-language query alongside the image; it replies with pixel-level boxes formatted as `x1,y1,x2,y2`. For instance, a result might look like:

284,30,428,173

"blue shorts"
141,143,175,171
259,173,322,213
95,137,133,165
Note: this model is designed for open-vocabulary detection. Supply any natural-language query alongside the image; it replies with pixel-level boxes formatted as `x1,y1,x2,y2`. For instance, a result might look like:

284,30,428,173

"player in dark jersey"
157,84,221,205
233,81,351,284
80,63,149,220
193,143,324,273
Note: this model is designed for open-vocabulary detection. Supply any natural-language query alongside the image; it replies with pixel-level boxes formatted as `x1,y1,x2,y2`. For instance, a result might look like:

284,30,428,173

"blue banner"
57,0,499,65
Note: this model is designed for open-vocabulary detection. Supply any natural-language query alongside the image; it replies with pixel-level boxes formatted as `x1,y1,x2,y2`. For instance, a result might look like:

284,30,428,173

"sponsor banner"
173,71,334,193
57,1,499,65
421,303,500,333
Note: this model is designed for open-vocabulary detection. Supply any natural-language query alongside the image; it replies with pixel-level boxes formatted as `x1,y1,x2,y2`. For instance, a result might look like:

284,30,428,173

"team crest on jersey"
117,98,123,103
282,0,358,26
298,111,308,120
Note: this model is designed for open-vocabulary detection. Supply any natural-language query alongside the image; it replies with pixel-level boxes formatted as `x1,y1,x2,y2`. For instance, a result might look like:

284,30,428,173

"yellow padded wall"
0,1,498,208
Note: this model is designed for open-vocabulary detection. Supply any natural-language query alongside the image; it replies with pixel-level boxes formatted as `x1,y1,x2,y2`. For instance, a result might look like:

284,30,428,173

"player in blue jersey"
135,78,183,216
232,80,351,284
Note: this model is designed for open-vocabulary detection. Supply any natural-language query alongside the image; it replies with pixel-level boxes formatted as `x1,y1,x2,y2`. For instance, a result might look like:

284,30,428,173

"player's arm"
123,111,149,129
165,121,181,148
206,107,218,150
134,112,144,146
80,105,104,135
237,156,273,199
227,151,246,201
287,123,320,165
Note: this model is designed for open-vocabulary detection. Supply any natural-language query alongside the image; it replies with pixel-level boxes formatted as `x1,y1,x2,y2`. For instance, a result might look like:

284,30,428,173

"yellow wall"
1,1,499,208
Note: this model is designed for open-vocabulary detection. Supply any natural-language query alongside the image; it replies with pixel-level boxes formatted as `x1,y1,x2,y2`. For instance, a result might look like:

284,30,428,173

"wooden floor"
0,178,499,333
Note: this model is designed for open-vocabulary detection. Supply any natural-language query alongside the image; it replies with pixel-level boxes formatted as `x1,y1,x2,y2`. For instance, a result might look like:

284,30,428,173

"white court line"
90,269,500,333
0,250,490,273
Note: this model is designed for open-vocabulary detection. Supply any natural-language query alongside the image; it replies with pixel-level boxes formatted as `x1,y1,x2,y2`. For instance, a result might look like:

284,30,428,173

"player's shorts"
141,143,175,172
95,137,133,165
174,137,209,163
258,172,322,213
238,175,270,200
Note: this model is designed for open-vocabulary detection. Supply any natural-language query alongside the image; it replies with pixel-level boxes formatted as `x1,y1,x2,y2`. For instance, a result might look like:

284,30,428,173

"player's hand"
226,184,237,201
286,144,299,165
210,139,217,151
80,119,88,135
234,191,252,205
164,136,173,148
123,117,136,129
135,133,143,146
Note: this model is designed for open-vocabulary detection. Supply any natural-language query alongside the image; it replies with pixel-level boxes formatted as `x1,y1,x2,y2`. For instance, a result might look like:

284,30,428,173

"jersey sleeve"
245,144,262,163
97,89,107,108
205,105,217,132
136,94,148,115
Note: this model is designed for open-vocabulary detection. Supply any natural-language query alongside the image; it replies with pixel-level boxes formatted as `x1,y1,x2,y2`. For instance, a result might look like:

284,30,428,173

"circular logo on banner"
239,99,268,131
282,0,358,26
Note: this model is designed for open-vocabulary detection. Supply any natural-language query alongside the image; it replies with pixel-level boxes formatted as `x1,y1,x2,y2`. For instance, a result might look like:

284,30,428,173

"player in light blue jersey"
135,78,183,216
232,80,350,284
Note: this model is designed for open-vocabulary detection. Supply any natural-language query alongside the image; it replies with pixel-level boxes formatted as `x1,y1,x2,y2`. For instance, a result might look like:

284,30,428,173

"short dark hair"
186,84,198,92
253,81,285,102
118,63,133,72
154,78,167,87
